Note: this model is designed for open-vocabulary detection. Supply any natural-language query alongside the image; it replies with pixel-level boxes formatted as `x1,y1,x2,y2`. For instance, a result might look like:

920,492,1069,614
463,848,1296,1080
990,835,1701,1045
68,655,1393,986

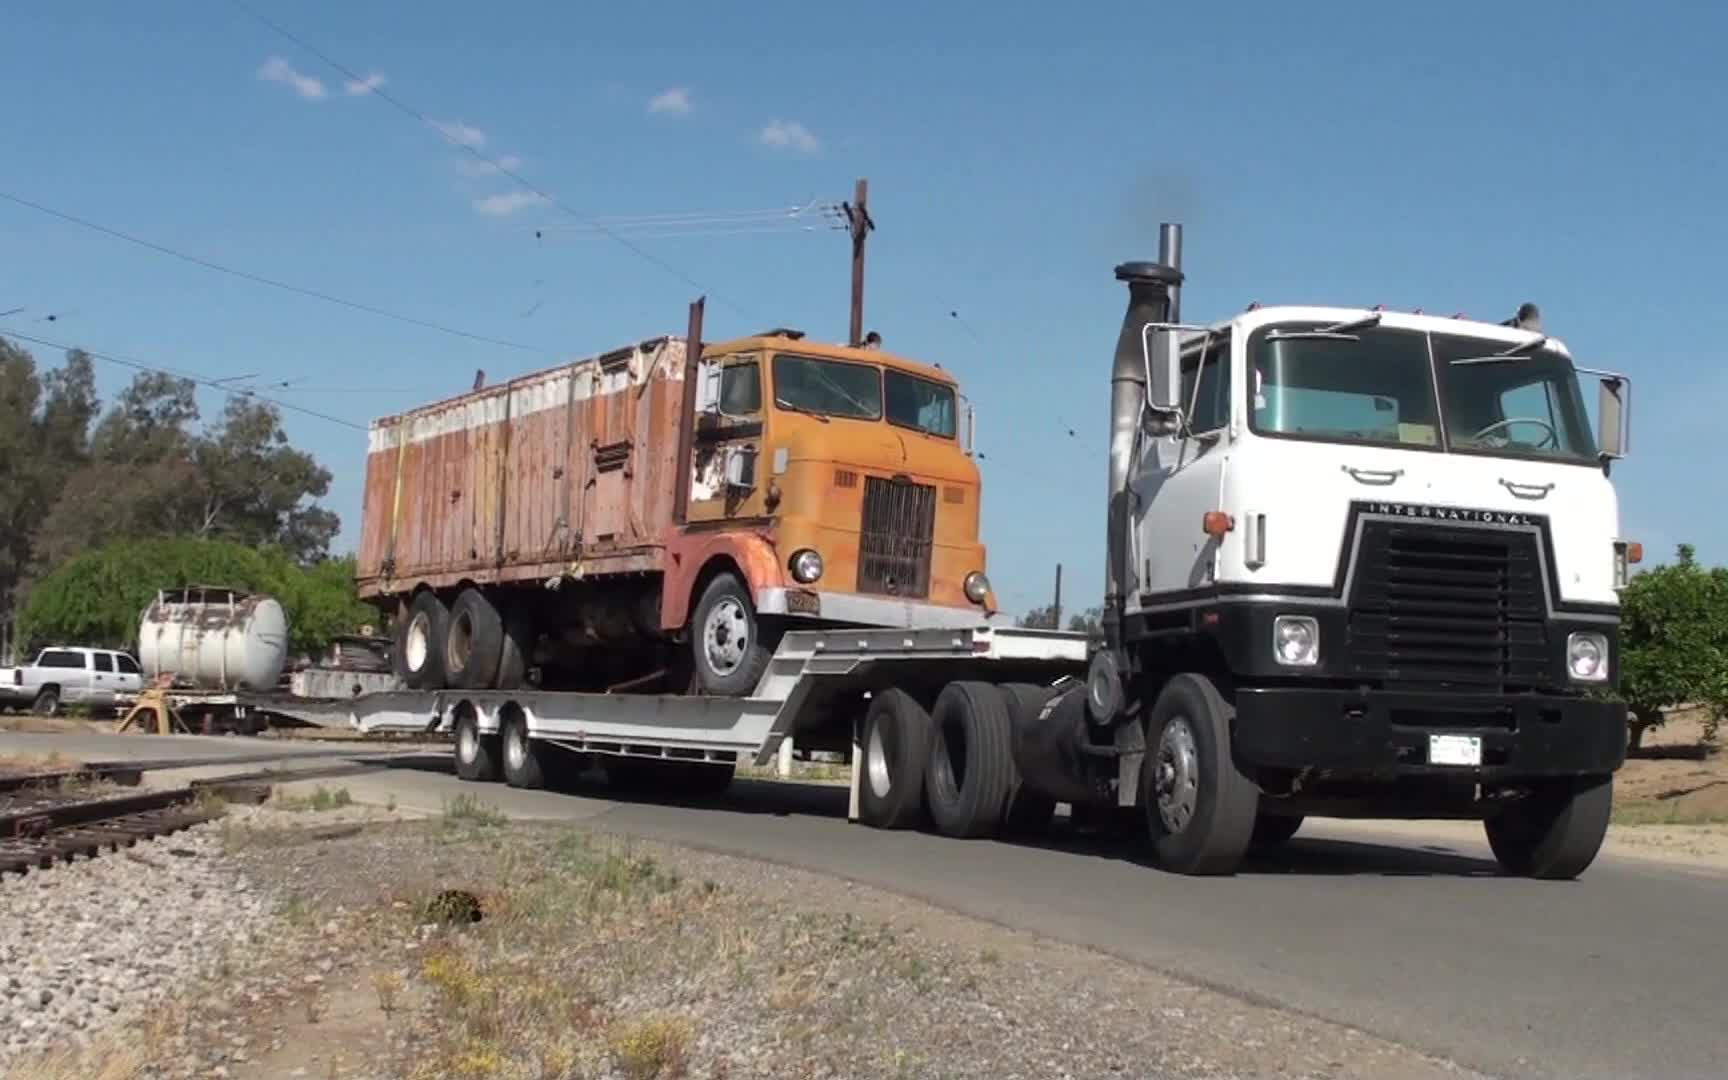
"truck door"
688,352,765,521
35,649,91,705
89,650,117,707
114,652,144,696
1134,333,1232,600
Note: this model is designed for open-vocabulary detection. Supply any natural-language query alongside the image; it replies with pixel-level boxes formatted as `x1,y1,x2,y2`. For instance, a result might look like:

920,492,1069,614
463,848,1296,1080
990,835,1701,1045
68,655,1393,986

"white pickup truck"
0,646,145,716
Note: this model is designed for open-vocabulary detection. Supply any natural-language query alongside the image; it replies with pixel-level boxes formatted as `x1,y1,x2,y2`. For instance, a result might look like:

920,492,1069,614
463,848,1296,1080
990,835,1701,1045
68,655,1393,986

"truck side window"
39,650,82,669
1180,336,1231,433
116,654,141,675
718,362,761,416
92,652,114,673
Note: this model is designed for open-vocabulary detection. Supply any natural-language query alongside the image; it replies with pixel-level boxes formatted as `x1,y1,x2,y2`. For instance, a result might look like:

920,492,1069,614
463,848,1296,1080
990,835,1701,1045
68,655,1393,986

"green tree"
1616,544,1728,750
0,344,97,619
16,537,370,657
1067,606,1105,642
1016,603,1059,630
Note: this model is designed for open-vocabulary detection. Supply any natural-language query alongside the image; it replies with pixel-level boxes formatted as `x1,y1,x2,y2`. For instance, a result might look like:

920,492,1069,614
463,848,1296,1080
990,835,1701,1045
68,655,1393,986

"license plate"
1428,733,1483,767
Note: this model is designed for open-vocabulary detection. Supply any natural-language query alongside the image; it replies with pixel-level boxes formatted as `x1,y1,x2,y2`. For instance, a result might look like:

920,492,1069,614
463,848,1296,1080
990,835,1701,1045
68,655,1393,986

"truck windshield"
885,370,957,438
1248,324,1596,464
771,355,881,421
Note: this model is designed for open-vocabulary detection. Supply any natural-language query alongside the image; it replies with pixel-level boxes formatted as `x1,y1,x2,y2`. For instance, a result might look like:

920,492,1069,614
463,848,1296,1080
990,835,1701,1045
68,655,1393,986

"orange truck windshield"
770,353,956,438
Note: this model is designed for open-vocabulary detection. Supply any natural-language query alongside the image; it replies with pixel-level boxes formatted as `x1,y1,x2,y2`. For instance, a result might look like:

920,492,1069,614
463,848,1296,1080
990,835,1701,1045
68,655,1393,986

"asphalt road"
5,730,1722,1080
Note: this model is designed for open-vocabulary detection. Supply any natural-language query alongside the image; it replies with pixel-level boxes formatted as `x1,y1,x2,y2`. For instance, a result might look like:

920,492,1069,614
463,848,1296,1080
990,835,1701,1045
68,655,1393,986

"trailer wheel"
858,689,934,830
925,682,1015,839
1140,674,1258,875
690,572,775,697
445,588,503,691
996,683,1058,834
1484,775,1613,880
396,591,451,691
499,707,546,790
453,704,500,782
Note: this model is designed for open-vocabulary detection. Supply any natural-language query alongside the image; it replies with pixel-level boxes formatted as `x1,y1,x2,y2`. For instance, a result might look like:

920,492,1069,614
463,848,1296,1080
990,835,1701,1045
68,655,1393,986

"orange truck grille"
858,475,937,599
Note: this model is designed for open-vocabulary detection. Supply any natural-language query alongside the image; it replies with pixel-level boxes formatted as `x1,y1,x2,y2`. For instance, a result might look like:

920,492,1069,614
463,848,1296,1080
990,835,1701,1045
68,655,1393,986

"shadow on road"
356,751,1501,877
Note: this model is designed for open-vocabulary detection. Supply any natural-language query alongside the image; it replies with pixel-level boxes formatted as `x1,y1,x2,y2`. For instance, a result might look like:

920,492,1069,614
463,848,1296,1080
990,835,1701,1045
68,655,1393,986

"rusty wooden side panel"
355,338,687,598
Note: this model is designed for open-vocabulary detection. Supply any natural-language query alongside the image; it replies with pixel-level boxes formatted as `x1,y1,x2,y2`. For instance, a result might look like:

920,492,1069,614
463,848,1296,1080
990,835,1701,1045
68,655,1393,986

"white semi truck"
348,222,1634,879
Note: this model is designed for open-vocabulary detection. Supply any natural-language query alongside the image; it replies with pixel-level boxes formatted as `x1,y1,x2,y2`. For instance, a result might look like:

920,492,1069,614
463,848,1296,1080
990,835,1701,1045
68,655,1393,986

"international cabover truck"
354,303,996,699
349,223,1634,880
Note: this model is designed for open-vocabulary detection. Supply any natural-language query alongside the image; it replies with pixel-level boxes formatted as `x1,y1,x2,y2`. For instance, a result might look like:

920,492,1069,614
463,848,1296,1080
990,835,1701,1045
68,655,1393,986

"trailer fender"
660,530,784,632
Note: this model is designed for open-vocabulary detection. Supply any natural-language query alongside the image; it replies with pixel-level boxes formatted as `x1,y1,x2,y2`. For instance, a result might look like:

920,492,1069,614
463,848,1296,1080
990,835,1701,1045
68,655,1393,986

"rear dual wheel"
394,587,532,692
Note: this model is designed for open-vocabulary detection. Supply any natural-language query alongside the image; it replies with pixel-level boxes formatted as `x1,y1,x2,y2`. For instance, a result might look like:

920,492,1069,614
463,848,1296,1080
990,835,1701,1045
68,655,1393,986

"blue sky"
2,1,1722,614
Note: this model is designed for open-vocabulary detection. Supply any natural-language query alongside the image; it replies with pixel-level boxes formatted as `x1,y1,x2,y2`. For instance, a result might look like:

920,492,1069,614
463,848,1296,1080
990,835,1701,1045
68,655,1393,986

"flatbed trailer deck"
347,624,1090,825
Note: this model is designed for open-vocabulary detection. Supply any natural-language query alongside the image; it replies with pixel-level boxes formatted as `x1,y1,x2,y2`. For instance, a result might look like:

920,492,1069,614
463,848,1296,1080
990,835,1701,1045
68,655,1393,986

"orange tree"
1616,544,1728,751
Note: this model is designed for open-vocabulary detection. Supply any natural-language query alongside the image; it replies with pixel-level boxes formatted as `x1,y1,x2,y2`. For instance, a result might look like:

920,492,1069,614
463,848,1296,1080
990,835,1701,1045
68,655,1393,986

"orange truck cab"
664,327,995,691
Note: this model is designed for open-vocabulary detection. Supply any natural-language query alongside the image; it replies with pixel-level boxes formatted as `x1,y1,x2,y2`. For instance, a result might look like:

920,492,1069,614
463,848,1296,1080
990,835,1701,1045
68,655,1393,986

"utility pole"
843,178,874,346
1053,563,1063,630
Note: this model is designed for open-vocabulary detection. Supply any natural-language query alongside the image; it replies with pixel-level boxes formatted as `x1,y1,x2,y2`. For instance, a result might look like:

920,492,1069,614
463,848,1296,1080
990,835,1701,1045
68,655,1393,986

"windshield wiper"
775,398,831,422
1449,335,1551,365
1266,312,1383,342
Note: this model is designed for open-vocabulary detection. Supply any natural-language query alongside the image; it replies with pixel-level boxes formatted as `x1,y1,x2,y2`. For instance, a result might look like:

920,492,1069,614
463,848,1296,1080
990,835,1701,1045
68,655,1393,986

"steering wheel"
1469,417,1558,449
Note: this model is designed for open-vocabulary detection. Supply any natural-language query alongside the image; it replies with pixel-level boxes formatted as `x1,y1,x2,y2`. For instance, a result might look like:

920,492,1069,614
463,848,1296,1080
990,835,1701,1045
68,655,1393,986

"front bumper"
1233,687,1627,779
755,587,993,630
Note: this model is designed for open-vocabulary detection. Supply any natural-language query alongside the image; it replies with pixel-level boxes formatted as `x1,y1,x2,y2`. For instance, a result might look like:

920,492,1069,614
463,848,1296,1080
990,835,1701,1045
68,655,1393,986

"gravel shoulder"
4,792,1478,1080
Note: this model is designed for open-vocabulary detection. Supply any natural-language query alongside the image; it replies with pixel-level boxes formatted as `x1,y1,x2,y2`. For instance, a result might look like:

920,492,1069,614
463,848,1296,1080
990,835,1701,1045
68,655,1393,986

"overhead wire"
0,189,548,355
0,326,367,431
224,0,763,323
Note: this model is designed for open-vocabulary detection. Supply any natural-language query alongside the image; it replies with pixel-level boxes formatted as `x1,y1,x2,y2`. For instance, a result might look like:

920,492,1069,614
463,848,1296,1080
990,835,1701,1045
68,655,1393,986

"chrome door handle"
1342,465,1404,486
1499,478,1554,500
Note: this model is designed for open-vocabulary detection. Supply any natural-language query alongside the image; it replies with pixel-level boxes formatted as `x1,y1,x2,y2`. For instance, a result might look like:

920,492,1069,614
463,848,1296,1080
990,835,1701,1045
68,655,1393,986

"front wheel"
689,572,776,697
1140,674,1259,876
1485,776,1613,880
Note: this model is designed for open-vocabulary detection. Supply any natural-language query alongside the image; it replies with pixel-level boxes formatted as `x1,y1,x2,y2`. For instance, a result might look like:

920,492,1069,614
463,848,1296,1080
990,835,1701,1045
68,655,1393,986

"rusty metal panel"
355,338,688,598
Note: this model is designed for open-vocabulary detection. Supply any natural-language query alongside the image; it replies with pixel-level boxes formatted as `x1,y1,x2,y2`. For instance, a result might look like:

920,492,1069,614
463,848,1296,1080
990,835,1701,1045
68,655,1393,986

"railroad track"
0,786,221,877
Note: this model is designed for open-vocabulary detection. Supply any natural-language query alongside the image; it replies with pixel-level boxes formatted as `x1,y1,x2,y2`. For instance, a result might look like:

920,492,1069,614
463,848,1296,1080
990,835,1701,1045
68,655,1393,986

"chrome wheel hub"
1154,717,1200,834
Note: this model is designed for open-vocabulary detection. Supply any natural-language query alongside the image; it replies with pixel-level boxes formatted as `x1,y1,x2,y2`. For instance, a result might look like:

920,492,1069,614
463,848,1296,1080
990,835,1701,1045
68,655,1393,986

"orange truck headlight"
963,572,990,605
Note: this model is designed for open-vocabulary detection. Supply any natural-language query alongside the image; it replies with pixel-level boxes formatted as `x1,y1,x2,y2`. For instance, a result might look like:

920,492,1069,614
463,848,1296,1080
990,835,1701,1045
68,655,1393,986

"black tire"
1251,812,1304,850
452,707,500,783
1139,674,1259,876
499,709,546,790
494,605,535,690
689,572,776,696
857,689,934,830
996,683,1059,834
1484,776,1613,880
925,681,1015,839
394,591,451,691
32,687,61,718
444,588,504,691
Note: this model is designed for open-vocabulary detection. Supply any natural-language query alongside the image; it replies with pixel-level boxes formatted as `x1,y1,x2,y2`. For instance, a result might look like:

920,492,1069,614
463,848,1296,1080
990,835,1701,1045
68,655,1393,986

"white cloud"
257,56,327,101
344,72,387,96
474,191,549,217
759,119,820,154
457,153,525,177
435,120,488,148
648,87,692,115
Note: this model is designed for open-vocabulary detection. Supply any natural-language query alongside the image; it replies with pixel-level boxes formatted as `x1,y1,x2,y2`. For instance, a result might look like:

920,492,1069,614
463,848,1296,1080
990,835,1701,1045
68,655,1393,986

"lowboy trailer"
349,623,1091,830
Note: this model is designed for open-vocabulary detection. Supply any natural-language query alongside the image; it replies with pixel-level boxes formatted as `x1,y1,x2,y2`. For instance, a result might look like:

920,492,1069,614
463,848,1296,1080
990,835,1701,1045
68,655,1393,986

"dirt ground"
9,801,1477,1080
1612,709,1727,821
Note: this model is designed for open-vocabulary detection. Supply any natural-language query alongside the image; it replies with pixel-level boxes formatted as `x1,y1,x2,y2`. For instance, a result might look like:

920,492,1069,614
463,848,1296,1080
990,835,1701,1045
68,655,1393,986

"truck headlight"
789,549,824,584
1567,632,1609,682
1273,615,1320,667
963,572,990,605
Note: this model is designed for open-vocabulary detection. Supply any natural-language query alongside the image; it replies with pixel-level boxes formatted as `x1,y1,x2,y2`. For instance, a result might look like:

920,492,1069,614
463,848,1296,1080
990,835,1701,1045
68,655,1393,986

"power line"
224,0,761,323
0,326,366,431
0,189,547,355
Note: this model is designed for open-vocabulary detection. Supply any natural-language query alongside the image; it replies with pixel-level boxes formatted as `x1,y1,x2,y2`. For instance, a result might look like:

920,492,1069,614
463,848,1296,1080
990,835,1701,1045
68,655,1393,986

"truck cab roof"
708,332,959,387
1181,305,1572,358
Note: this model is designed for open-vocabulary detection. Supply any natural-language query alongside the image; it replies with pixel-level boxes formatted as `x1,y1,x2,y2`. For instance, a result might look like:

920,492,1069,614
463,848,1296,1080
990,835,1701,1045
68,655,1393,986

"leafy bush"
15,536,371,657
1617,544,1728,749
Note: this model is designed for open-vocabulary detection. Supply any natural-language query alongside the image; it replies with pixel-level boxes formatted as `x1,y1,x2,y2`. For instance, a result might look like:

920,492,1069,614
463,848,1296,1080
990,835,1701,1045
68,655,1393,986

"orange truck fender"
659,529,786,633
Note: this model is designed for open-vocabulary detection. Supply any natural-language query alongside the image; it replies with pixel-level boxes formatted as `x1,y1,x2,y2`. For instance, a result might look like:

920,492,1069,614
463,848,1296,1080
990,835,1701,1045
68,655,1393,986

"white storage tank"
137,586,289,691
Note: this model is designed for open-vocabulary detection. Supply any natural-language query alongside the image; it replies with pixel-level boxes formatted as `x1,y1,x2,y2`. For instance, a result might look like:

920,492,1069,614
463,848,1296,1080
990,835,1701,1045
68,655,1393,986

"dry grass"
0,750,82,772
272,785,355,813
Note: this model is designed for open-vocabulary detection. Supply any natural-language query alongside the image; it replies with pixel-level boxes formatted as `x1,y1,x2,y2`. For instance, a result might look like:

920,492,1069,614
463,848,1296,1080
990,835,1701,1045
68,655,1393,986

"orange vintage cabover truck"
354,303,996,697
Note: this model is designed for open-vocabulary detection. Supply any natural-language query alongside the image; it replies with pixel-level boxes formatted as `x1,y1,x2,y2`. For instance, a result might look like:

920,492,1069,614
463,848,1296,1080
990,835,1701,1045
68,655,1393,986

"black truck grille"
857,475,936,599
1347,521,1548,688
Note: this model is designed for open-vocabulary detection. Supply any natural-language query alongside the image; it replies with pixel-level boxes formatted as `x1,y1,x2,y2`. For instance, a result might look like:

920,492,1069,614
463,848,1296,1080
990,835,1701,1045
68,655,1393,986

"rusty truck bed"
355,336,688,599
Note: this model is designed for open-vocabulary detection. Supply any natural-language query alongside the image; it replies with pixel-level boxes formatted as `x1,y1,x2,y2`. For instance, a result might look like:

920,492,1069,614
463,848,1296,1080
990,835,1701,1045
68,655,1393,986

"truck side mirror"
958,397,977,456
724,445,758,490
1596,375,1630,460
1140,322,1185,435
